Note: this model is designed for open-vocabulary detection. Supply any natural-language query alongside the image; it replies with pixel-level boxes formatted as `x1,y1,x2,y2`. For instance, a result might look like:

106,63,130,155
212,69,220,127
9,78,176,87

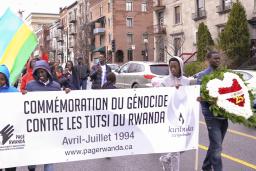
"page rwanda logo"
0,124,14,145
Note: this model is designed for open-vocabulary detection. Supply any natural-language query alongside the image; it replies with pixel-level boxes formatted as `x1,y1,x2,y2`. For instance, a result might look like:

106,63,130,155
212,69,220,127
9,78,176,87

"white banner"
0,86,200,168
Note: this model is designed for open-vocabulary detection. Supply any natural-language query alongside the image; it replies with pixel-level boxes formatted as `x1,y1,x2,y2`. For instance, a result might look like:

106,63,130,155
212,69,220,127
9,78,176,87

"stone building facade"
153,0,256,62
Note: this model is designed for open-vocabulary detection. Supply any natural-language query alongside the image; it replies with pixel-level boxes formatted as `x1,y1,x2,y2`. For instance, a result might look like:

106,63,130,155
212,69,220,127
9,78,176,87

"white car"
233,70,256,96
114,61,169,88
108,63,119,72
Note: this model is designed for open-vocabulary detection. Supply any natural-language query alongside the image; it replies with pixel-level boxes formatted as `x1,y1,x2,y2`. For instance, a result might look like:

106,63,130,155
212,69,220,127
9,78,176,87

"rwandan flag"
0,9,37,85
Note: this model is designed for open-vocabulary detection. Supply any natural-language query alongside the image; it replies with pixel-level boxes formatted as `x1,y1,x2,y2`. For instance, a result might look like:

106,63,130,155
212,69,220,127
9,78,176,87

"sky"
0,0,76,18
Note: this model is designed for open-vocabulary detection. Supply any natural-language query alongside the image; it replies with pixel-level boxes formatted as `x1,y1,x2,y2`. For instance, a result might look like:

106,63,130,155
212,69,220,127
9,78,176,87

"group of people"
0,53,116,171
153,51,227,171
1,51,226,171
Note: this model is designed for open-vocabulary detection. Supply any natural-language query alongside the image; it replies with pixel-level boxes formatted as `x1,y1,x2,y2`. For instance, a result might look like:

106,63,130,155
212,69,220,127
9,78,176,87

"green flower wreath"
201,69,256,127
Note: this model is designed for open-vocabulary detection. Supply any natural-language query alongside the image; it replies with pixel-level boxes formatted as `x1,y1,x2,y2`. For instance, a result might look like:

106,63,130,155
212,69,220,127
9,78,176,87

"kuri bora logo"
178,113,184,125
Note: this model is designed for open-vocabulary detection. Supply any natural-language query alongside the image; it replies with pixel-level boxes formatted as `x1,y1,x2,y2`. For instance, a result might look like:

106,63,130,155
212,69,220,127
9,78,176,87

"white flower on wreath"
206,72,253,119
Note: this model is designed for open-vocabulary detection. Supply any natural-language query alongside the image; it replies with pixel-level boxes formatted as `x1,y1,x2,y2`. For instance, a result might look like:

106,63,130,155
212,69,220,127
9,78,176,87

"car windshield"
150,65,169,75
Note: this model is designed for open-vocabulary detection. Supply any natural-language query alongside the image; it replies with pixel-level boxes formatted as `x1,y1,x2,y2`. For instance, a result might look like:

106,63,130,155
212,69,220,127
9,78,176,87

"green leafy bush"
184,61,207,77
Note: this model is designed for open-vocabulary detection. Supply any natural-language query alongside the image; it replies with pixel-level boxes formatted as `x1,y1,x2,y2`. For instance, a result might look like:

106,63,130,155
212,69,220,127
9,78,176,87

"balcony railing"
153,0,166,11
153,25,166,35
93,28,105,35
192,9,206,21
216,2,232,14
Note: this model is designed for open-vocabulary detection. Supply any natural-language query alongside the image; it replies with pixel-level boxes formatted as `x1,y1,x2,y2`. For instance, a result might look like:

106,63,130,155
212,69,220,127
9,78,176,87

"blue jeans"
202,117,228,171
80,79,87,90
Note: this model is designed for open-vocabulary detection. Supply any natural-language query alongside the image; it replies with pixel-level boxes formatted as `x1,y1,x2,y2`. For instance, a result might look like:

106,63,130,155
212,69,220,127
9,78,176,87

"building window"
108,18,111,28
141,2,147,12
126,17,133,27
100,5,103,17
126,1,133,11
222,0,232,10
174,37,181,56
127,33,133,44
127,49,133,61
108,33,112,44
158,12,164,26
90,12,92,20
108,2,111,12
196,0,205,11
79,4,83,14
100,35,104,46
174,6,181,24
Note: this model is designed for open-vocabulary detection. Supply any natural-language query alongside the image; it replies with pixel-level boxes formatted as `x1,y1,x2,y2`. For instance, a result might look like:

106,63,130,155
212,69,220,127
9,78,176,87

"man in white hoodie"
157,56,191,171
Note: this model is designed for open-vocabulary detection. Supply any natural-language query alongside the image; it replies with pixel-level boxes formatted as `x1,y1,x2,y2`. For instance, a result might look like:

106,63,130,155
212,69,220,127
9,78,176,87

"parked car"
114,61,169,88
233,70,256,96
108,63,119,72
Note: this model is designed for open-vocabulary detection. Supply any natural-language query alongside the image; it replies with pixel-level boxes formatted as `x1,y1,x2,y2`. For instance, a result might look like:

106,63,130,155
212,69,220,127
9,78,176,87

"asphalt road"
16,119,256,171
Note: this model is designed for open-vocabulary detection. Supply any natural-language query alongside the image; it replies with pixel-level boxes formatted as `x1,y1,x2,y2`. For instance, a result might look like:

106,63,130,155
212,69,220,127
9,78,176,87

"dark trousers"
0,168,16,171
202,117,228,171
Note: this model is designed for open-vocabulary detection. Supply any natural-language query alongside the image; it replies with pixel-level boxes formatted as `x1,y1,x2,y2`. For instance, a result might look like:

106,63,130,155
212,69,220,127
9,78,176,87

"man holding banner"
25,60,61,171
157,56,192,171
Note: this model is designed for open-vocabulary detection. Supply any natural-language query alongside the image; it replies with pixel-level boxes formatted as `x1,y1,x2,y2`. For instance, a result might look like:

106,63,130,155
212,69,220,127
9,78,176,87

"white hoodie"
160,56,190,87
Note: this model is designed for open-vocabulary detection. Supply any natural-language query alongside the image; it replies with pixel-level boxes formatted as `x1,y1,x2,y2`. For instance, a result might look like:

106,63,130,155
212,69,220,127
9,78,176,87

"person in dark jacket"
102,72,117,89
60,61,79,90
194,51,228,171
75,57,90,89
0,65,18,171
26,60,61,92
0,65,18,93
90,54,111,89
25,60,60,171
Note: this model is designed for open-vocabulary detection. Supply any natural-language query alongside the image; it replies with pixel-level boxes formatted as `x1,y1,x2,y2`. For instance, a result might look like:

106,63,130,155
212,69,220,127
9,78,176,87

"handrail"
181,52,197,64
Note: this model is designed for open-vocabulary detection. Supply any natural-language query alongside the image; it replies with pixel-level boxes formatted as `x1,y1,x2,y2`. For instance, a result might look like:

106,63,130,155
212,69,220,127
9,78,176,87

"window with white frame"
222,0,232,9
174,6,181,24
196,0,204,11
127,49,133,61
126,17,133,27
100,4,103,16
141,2,147,12
126,1,133,11
127,33,133,44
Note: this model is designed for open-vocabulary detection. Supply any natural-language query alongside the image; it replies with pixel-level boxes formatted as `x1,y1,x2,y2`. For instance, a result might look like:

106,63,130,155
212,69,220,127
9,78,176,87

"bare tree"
73,0,90,64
